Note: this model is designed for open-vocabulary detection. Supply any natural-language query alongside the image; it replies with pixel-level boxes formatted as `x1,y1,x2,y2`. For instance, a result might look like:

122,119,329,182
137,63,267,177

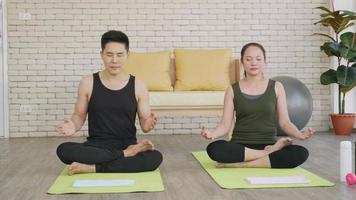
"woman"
201,43,313,168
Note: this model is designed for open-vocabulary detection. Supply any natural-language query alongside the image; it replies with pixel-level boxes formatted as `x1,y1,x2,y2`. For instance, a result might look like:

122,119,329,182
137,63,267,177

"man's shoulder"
78,74,94,93
134,78,148,95
134,78,147,88
81,74,94,83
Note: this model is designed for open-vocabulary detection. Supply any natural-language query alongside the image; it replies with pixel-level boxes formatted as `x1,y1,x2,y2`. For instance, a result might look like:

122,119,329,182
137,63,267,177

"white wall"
7,0,331,137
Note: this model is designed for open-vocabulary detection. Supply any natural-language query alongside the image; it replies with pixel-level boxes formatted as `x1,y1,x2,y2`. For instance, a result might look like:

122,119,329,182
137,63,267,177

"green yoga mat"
48,167,164,194
192,151,334,189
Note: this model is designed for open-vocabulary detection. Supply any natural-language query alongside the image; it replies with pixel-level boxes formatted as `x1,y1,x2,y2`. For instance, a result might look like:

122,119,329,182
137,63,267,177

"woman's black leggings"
56,142,163,173
206,140,309,168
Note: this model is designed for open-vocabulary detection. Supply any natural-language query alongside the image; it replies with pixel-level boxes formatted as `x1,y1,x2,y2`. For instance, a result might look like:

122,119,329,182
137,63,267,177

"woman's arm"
275,81,313,140
202,86,235,140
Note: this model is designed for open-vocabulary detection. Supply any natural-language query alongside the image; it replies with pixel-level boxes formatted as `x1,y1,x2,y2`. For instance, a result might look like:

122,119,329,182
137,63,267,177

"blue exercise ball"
271,76,313,136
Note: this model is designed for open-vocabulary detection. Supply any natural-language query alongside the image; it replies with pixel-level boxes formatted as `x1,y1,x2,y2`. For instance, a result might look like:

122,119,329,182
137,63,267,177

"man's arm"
56,75,92,136
71,75,92,131
135,79,156,133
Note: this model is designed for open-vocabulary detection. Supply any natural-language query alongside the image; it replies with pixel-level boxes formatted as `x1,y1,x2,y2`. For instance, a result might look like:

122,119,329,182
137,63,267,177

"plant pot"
330,113,355,135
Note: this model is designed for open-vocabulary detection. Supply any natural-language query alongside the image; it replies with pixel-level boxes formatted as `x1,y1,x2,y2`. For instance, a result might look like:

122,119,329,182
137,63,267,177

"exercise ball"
271,76,313,136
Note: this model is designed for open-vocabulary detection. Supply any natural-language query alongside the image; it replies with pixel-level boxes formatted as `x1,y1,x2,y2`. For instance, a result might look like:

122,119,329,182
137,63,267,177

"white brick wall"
7,0,330,137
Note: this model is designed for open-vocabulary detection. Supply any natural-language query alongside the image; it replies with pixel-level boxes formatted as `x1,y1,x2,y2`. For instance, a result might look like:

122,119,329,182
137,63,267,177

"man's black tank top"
87,72,137,143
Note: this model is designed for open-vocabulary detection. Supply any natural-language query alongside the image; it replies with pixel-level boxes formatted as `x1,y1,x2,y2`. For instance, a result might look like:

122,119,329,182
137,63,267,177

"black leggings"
206,140,309,168
56,142,163,173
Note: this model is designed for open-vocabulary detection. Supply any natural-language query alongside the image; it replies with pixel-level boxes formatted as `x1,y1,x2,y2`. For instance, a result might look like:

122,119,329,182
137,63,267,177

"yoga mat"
192,151,334,189
48,167,164,194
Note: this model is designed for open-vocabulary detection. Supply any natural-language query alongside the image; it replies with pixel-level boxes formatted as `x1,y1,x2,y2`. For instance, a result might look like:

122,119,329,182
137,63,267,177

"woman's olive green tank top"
230,79,277,144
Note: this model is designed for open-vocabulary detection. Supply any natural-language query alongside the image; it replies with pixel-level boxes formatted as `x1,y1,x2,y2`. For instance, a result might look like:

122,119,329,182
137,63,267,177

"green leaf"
344,16,356,20
314,6,356,34
314,6,333,14
342,10,356,16
320,42,341,57
340,23,356,32
336,20,353,33
316,18,341,33
320,13,332,17
340,83,356,94
320,69,337,85
350,63,356,79
340,47,356,59
329,42,340,51
336,65,356,86
314,18,333,26
314,7,356,95
320,43,335,56
312,33,336,42
340,32,356,48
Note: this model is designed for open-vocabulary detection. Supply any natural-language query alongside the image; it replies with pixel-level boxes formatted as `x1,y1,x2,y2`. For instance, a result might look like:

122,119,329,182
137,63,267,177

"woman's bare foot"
68,162,95,176
215,162,244,168
124,139,155,157
264,137,293,153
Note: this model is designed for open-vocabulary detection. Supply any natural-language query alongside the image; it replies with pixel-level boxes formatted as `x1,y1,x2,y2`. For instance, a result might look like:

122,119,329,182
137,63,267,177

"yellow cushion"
125,50,173,91
174,49,232,91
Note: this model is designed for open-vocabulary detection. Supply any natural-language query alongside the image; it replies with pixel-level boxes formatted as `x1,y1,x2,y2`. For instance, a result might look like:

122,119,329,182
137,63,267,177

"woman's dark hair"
101,30,129,51
240,42,266,61
240,43,266,77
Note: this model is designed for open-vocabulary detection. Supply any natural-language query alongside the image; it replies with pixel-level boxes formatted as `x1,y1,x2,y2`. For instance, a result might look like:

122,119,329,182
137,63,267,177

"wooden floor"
0,133,356,200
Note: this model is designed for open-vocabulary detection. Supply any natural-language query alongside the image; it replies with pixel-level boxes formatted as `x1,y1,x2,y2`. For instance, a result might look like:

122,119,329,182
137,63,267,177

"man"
56,30,162,175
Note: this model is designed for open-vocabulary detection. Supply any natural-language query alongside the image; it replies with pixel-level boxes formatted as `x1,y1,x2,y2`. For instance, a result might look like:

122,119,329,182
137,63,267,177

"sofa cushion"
174,48,232,91
149,91,225,109
125,50,173,91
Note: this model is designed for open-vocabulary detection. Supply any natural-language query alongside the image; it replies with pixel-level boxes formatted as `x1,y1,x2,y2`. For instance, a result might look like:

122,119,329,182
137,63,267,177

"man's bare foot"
68,162,95,176
124,139,155,157
264,137,293,153
215,162,244,168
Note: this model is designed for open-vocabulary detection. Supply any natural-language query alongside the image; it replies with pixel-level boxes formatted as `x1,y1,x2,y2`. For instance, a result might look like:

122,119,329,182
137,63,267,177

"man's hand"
144,113,157,130
56,117,76,137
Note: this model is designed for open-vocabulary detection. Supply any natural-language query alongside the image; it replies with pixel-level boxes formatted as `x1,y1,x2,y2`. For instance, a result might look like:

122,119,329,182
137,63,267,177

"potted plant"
314,6,356,135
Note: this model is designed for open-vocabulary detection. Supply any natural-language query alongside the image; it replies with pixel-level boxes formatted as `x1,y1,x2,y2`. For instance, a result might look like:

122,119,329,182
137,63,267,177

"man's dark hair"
101,30,129,51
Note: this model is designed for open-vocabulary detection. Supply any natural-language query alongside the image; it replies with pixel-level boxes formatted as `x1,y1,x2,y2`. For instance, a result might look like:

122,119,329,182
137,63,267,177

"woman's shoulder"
231,81,241,92
271,79,285,97
271,79,283,89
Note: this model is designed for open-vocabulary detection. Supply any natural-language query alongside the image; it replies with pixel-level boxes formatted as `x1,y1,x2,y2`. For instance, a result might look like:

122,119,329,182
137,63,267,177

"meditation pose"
201,43,313,168
56,30,162,175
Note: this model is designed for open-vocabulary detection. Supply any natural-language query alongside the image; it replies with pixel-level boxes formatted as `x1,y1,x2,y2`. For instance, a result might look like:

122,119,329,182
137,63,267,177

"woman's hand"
299,127,313,140
201,127,216,140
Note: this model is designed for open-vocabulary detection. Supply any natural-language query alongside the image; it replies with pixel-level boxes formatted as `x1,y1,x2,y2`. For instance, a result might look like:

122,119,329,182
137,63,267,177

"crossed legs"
206,138,309,168
56,139,163,175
